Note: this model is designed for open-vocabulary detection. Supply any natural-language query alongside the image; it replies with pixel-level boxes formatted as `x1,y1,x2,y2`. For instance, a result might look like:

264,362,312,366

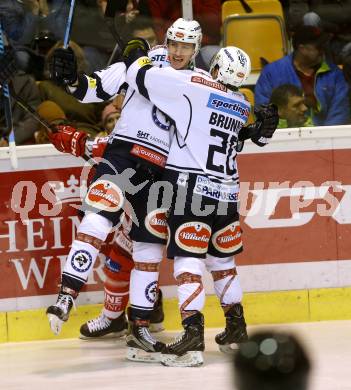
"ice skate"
161,312,205,367
80,311,128,340
215,303,248,354
126,319,166,362
46,288,77,335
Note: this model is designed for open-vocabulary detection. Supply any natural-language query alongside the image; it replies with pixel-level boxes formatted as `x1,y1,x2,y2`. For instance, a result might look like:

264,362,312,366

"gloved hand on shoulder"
122,38,150,69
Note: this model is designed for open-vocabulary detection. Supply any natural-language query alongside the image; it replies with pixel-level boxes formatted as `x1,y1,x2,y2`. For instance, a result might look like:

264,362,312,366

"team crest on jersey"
212,221,243,254
175,222,211,254
207,93,249,120
152,106,172,130
85,180,124,212
71,250,92,273
145,281,158,303
145,208,168,239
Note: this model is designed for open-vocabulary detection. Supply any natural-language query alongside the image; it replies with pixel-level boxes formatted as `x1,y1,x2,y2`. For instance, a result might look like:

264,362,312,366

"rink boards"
1,126,351,341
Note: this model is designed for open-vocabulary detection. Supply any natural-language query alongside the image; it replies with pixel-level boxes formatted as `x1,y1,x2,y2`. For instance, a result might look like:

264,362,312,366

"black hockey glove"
49,47,78,86
238,123,261,142
122,38,150,69
0,48,17,85
254,103,279,138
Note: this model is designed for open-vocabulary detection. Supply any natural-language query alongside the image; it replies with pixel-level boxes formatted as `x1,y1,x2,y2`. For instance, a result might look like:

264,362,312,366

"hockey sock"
176,272,205,321
211,268,243,307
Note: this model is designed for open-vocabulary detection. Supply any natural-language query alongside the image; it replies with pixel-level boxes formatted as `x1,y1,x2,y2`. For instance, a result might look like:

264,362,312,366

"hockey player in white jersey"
122,42,279,366
46,19,204,362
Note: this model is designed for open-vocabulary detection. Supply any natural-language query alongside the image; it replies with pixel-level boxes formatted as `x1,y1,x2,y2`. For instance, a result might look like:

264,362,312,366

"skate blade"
126,347,162,362
161,351,204,367
149,322,165,333
47,313,64,335
218,343,239,354
79,329,128,340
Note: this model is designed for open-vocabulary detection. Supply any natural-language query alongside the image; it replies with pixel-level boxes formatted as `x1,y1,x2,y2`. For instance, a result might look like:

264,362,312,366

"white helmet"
209,46,251,88
166,18,202,57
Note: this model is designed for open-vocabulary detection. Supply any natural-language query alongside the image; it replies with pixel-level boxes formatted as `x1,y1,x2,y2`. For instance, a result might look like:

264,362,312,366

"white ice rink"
1,320,350,390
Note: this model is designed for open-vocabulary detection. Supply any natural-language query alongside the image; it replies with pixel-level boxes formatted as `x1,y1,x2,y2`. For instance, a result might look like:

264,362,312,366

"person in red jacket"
115,0,221,46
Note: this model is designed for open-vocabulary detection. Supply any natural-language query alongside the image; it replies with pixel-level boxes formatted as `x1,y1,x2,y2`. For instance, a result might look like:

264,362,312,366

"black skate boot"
149,289,165,333
215,303,248,354
161,311,205,367
79,311,128,340
126,318,166,362
46,287,77,335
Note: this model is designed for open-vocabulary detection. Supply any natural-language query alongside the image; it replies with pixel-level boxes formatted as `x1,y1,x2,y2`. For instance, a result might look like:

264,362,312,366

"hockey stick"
63,0,76,49
0,21,18,169
182,0,193,19
10,90,94,165
239,0,253,13
105,0,127,65
10,90,54,133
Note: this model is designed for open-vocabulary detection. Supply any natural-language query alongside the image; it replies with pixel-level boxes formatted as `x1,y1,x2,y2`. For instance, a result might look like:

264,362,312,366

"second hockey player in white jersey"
123,41,279,366
46,18,206,362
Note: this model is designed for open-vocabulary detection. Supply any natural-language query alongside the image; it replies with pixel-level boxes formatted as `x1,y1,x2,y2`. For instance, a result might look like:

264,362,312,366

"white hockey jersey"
72,46,174,165
126,59,251,184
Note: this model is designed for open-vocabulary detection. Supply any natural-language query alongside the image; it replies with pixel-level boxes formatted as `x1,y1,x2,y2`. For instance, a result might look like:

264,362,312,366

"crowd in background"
1,0,351,146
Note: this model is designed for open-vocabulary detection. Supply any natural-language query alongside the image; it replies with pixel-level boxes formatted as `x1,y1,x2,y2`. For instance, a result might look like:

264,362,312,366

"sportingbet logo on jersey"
207,93,249,121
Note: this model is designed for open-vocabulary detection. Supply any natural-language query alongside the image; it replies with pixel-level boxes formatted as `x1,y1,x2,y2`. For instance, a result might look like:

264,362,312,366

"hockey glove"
49,47,78,86
0,48,17,85
254,103,279,138
238,123,261,142
48,125,88,157
122,38,150,69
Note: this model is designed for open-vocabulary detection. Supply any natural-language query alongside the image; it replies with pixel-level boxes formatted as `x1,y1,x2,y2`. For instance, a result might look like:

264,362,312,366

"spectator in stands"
34,100,66,144
287,1,351,64
255,25,350,126
39,40,104,137
122,15,158,47
35,96,122,143
270,84,312,128
0,70,42,145
0,0,42,146
114,0,221,46
339,48,351,116
97,100,122,137
233,331,312,390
